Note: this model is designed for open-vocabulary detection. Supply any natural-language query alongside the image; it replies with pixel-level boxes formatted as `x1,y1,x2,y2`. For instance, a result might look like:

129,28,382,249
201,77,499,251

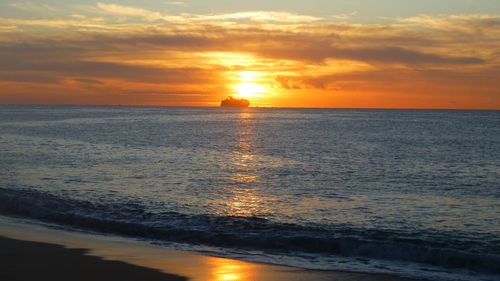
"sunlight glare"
231,71,267,98
237,71,262,81
234,83,266,98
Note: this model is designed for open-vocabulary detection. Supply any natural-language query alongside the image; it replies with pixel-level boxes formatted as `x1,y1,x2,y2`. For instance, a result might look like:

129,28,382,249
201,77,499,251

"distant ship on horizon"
220,96,250,108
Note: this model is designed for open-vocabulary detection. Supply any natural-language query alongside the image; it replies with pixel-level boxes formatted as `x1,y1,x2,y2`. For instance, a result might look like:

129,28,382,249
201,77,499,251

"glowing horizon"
0,1,499,109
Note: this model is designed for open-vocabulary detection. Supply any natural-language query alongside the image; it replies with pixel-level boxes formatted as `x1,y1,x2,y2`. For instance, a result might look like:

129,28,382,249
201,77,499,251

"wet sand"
0,215,419,281
0,236,186,281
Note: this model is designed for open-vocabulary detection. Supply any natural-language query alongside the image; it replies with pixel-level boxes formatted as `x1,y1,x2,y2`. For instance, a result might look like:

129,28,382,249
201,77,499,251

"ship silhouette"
220,96,250,107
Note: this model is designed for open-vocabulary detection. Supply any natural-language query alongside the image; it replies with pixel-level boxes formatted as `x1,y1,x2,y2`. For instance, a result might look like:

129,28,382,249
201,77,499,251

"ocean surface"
0,105,499,281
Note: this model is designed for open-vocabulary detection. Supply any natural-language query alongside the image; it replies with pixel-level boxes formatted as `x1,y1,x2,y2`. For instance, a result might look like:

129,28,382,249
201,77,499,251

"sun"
232,71,267,98
234,83,266,98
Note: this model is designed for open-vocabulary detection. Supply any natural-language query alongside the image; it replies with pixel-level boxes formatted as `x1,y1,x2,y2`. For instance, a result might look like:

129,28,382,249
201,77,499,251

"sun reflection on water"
225,187,266,217
223,111,269,218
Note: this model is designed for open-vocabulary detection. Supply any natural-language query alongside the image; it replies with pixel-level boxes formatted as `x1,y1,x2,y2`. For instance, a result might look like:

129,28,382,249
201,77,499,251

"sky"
0,1,499,108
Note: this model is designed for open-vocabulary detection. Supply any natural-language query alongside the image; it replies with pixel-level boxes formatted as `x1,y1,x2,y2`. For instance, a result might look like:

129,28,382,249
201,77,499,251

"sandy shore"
0,215,418,281
0,236,186,281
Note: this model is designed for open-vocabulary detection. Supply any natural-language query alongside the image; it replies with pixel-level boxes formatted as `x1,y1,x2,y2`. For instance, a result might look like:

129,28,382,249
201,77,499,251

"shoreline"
0,215,419,281
0,236,186,281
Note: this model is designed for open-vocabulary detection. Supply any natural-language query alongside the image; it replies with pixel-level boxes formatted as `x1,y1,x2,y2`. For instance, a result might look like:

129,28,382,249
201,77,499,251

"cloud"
0,25,18,33
275,76,302,90
0,17,117,31
0,11,498,107
9,2,58,12
96,2,164,21
166,2,188,7
279,65,500,94
0,55,221,85
190,11,322,23
1,14,495,66
69,29,484,66
398,14,500,33
329,46,482,64
0,72,62,84
92,3,324,24
329,12,358,20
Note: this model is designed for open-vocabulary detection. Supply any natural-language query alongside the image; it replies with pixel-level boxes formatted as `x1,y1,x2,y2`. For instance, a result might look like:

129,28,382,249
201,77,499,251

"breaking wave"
1,187,499,281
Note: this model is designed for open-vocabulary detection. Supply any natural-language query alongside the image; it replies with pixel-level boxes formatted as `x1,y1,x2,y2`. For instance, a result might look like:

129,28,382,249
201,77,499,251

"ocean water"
0,105,499,280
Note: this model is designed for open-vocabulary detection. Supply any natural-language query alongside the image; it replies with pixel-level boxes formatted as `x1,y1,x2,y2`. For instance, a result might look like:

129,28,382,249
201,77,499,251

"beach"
1,0,499,279
0,215,419,281
0,236,185,281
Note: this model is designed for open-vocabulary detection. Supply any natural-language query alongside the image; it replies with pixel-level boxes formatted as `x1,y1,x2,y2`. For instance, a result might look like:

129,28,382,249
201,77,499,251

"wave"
1,187,499,279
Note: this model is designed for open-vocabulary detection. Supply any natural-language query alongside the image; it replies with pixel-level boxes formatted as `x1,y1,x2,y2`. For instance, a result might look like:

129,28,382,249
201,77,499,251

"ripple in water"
0,105,499,281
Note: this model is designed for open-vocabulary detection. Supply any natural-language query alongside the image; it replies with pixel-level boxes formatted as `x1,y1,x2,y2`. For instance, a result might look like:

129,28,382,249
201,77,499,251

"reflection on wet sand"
207,257,250,281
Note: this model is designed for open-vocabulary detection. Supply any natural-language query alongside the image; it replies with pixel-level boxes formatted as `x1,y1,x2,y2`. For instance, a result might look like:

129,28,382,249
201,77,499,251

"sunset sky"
1,0,499,108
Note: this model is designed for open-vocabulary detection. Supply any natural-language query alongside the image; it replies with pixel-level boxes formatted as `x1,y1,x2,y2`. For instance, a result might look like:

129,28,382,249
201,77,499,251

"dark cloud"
0,56,222,85
117,32,486,65
0,72,62,83
73,78,104,85
279,66,500,96
0,25,486,77
275,76,302,89
330,46,483,64
259,44,484,65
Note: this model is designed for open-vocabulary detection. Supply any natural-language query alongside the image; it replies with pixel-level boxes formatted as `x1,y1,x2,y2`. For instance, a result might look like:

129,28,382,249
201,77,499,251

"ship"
220,96,250,107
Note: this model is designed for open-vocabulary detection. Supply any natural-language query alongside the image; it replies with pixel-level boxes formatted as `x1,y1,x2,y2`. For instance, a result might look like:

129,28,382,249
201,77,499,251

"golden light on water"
222,111,270,218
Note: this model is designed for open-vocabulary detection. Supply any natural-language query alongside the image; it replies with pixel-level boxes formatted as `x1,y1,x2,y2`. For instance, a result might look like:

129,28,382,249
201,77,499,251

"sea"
0,105,499,281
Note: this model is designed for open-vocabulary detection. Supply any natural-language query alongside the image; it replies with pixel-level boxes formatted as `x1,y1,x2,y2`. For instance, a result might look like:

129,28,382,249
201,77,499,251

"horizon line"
0,103,498,111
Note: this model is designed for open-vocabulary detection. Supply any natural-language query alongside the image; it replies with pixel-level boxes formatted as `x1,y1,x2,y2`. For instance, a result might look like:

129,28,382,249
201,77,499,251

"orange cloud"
0,11,499,109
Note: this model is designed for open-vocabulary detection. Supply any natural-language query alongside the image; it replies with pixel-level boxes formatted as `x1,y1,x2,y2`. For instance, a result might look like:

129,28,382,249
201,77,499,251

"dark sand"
0,236,186,281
